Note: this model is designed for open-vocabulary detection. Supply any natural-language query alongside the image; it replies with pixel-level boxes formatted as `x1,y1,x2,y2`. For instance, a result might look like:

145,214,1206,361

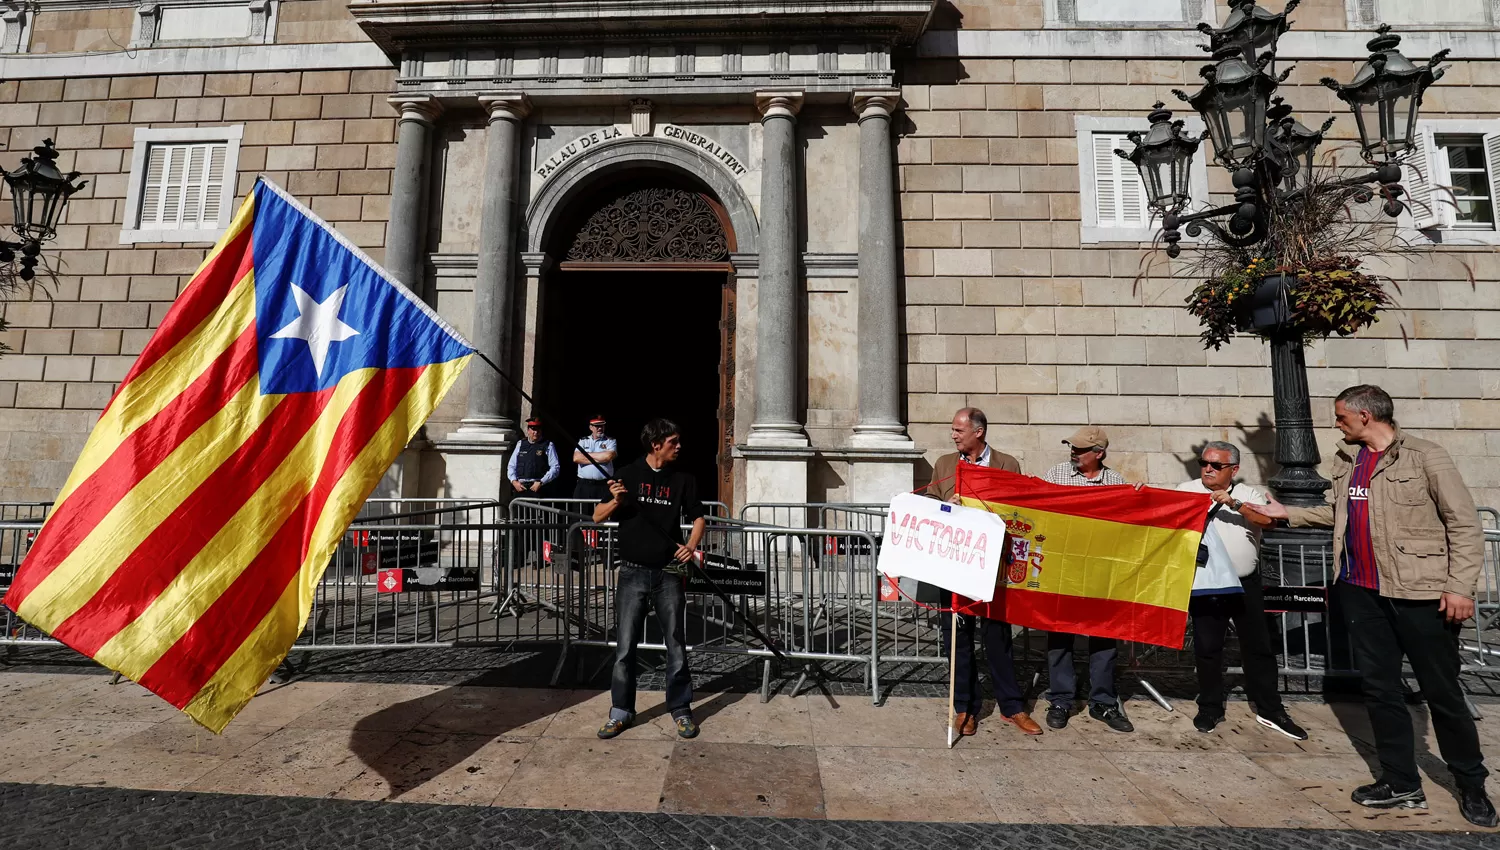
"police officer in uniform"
508,417,560,495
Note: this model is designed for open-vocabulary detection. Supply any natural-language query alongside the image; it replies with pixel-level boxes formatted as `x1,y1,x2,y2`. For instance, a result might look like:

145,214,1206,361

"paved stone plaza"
0,666,1497,846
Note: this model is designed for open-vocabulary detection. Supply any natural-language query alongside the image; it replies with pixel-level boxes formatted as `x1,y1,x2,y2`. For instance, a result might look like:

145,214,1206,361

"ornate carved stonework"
565,188,729,263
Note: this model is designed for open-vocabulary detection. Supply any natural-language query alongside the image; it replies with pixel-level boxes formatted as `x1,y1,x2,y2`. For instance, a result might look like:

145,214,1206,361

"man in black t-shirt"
593,418,706,740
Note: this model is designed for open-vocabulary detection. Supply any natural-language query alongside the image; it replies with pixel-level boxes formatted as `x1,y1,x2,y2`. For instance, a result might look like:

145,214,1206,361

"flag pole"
947,605,959,749
471,351,800,671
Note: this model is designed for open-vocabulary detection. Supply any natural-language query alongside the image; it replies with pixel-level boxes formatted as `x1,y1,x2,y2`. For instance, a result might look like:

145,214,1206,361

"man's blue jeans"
610,565,693,722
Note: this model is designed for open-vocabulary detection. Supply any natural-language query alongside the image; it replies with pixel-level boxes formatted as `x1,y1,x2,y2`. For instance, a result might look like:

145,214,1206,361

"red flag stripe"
958,469,1207,532
976,592,1189,650
48,384,342,656
106,226,255,408
3,327,261,610
140,365,427,707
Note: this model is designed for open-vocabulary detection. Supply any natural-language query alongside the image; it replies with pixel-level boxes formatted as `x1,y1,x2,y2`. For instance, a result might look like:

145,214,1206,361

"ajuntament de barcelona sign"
535,124,749,181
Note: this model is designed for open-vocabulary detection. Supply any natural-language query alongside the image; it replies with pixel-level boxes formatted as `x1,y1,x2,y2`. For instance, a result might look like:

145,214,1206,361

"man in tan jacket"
1252,385,1493,827
925,408,1042,737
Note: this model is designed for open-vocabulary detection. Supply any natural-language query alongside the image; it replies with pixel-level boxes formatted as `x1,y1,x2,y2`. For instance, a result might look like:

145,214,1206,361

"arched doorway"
535,171,737,502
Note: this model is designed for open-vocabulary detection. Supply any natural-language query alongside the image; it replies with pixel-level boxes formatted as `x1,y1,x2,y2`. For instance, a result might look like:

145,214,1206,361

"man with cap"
508,417,560,495
1040,425,1133,733
573,415,618,502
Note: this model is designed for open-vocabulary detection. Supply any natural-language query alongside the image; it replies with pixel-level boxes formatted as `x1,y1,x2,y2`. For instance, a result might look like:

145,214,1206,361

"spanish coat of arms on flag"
3,178,473,732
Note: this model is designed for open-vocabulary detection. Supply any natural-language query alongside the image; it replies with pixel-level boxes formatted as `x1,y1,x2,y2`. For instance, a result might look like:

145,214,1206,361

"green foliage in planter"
1186,254,1391,349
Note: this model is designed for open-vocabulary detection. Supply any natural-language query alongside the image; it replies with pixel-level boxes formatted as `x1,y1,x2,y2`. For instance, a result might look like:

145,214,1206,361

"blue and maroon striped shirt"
1338,447,1384,590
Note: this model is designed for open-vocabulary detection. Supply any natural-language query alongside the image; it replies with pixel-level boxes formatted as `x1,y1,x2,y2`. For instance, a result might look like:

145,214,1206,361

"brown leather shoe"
961,712,978,736
1003,711,1044,736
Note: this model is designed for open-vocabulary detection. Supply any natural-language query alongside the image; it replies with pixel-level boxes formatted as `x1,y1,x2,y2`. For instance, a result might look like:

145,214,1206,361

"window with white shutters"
138,143,229,231
1092,133,1150,229
1075,116,1208,244
121,126,243,244
1405,121,1500,244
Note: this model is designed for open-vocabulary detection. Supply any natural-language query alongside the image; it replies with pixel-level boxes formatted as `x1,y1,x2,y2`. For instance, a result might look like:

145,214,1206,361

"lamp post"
0,138,88,282
1116,5,1447,507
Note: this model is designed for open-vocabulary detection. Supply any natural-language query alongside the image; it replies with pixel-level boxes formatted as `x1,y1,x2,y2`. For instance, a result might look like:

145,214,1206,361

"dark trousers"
611,566,693,721
941,613,1025,716
1047,633,1117,709
1337,581,1487,792
574,478,611,502
1189,572,1284,715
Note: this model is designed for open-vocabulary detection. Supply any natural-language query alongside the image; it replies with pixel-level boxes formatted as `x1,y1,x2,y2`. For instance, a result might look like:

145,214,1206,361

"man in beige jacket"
1252,385,1493,827
925,408,1042,738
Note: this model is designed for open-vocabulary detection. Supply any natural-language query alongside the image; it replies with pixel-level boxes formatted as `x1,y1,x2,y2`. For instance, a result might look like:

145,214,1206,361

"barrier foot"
760,659,772,704
268,658,295,685
109,671,123,686
1139,677,1173,712
550,643,570,688
790,669,810,699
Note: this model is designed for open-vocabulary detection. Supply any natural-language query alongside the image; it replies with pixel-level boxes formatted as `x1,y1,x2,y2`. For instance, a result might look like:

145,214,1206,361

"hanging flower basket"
1187,255,1391,349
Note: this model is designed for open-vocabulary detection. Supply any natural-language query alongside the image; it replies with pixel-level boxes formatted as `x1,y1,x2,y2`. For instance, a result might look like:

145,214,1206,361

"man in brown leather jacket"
1252,384,1494,827
925,407,1042,738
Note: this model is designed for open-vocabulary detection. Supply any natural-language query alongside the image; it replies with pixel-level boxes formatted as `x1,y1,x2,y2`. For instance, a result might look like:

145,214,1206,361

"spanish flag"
952,465,1209,649
3,179,472,731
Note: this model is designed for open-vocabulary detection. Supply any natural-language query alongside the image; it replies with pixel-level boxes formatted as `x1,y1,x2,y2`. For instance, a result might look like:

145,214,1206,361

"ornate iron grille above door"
563,187,730,267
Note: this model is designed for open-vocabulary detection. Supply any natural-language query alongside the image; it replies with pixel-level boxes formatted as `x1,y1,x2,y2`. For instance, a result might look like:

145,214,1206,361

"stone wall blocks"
1385,338,1448,369
996,306,1057,336
931,193,991,220
935,305,996,335
965,59,1015,84
961,221,1020,248
63,383,116,411
929,85,986,111
109,77,156,100
967,336,1027,364
960,110,1018,138
907,277,963,306
900,84,930,111
907,363,937,393
1117,365,1178,395
910,392,970,423
63,77,112,102
1015,59,1071,84
55,250,108,278
1025,334,1085,364
960,165,1020,194
315,144,367,170
1085,395,1151,426
990,249,1049,278
21,329,70,355
931,138,990,164
0,354,44,381
936,363,997,394
989,137,1048,165
0,102,40,127
1029,394,1089,425
906,111,962,137
299,71,352,95
42,356,92,382
174,97,225,123
997,364,1058,395
224,97,274,122
338,169,392,196
1146,336,1209,366
1413,309,1476,340
1177,366,1239,396
1016,111,1074,138
902,219,962,247
962,278,1023,306
99,124,139,150
1148,396,1210,427
38,101,86,127
896,136,932,165
99,302,151,329
320,94,373,120
1446,340,1500,370
342,119,395,145
332,221,385,248
72,330,122,356
998,192,1051,220
932,248,993,277
350,69,396,94
251,72,302,96
1042,86,1099,111
1055,307,1115,336
121,330,154,356
1058,365,1118,394
900,193,933,221
17,79,62,103
364,143,399,169
902,164,962,193
271,96,324,121
1396,399,1459,429
361,195,391,222
50,302,102,328
311,195,363,222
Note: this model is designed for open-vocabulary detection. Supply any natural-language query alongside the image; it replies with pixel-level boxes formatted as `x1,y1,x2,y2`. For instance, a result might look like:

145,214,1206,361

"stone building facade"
0,0,1497,510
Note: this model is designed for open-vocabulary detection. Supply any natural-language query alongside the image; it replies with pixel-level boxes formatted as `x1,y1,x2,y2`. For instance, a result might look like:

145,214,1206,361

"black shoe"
1089,703,1134,733
1255,710,1308,741
1046,704,1070,729
674,714,699,739
1460,786,1499,828
1193,708,1225,733
1351,782,1427,810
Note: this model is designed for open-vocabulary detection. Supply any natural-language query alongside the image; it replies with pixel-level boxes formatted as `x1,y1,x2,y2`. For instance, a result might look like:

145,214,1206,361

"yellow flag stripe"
17,373,282,631
961,497,1199,612
53,273,258,509
92,367,382,681
181,359,467,732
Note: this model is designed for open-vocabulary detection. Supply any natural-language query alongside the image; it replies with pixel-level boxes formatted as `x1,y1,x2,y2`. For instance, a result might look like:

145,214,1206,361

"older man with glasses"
1176,441,1306,740
1041,426,1133,733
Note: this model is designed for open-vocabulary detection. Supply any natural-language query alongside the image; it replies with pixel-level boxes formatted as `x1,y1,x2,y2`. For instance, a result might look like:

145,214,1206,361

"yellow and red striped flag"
3,179,472,731
951,465,1210,648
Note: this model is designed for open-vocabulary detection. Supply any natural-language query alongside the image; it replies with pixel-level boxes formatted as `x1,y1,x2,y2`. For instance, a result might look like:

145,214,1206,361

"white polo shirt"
1175,479,1269,578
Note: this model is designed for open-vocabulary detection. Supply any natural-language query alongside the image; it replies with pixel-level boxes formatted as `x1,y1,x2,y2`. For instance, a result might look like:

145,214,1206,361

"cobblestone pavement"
0,782,1494,850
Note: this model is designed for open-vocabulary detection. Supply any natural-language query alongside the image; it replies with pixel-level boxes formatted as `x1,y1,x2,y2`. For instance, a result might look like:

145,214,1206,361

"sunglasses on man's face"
1198,460,1233,471
1069,446,1099,455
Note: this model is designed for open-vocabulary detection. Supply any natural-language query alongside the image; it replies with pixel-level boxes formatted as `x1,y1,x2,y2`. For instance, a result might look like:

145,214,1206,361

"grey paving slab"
0,782,1495,849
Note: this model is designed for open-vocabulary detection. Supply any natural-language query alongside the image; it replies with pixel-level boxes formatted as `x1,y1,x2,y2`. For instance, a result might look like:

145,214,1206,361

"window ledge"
1415,228,1500,247
119,227,226,245
1080,225,1161,244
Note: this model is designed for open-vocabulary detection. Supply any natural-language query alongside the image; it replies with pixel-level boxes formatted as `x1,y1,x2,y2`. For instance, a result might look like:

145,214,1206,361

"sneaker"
1351,782,1427,810
1460,786,1499,828
597,717,629,739
1194,708,1225,733
1089,703,1134,733
1255,710,1309,741
1046,704,1070,729
674,714,699,739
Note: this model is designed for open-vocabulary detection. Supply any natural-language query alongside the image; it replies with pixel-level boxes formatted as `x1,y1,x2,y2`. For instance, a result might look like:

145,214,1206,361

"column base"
432,436,516,501
746,422,810,449
739,446,812,505
452,417,518,445
849,426,915,450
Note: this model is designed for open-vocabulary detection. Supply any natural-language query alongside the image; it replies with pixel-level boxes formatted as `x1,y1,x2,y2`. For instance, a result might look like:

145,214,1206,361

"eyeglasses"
1198,460,1233,471
1069,446,1099,455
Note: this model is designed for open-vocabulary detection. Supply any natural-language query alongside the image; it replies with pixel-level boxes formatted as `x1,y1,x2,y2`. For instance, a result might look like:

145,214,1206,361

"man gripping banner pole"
3,178,473,733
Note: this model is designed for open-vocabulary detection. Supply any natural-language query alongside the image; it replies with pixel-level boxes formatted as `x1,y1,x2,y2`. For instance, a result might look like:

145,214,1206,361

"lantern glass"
1,139,82,244
1188,55,1275,168
1119,105,1201,213
1328,27,1445,163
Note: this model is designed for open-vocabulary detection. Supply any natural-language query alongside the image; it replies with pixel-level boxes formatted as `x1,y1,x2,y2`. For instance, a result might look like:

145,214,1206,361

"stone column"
457,93,531,441
748,90,808,447
851,89,912,448
384,95,442,296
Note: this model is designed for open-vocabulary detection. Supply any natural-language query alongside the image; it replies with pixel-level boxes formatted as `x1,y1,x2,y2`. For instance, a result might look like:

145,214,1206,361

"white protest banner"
876,493,1006,602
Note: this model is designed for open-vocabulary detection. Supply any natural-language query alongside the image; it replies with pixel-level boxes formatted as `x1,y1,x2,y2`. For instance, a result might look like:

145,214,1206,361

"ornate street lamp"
1116,8,1448,508
0,138,87,281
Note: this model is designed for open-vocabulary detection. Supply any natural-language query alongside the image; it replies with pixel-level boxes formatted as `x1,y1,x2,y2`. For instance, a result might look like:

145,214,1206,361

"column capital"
387,94,443,125
755,90,804,121
851,89,902,122
479,93,532,123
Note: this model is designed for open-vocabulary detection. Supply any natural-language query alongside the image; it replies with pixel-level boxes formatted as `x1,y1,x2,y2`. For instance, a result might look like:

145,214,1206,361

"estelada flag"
950,465,1210,649
2,178,473,731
